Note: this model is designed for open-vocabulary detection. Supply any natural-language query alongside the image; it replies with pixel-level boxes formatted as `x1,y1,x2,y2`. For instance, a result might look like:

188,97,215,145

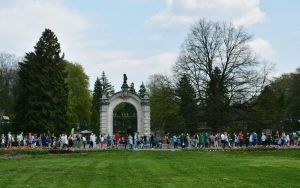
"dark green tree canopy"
15,28,68,134
90,77,102,134
206,67,229,131
100,71,114,97
176,74,199,133
90,71,114,134
139,82,146,98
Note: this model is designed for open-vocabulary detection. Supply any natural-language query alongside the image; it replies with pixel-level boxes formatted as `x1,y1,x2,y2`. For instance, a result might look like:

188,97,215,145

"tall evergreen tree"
100,71,114,97
206,67,229,131
14,29,68,134
90,77,102,134
139,82,146,98
90,72,114,134
176,74,199,133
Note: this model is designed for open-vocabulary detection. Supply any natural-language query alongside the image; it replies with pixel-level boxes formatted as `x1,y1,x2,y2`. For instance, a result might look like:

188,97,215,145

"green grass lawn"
0,150,300,188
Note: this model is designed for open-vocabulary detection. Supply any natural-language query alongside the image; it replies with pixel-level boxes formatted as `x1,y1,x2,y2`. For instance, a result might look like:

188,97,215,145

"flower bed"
1,145,299,155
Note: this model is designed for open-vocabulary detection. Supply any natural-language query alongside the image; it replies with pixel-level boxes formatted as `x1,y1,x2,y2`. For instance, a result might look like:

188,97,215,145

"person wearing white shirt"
82,136,87,149
261,133,266,146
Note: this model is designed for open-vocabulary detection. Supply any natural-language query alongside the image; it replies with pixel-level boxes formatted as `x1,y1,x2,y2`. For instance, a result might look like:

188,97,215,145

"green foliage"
287,70,300,120
148,74,184,133
14,29,69,135
90,72,115,134
0,52,19,119
206,67,230,131
176,74,199,133
138,82,146,98
65,62,91,130
250,69,300,131
90,77,102,134
100,71,114,97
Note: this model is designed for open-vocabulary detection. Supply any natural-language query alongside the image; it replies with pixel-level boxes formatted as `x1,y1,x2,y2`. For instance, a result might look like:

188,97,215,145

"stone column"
143,106,151,137
100,95,109,135
142,95,151,137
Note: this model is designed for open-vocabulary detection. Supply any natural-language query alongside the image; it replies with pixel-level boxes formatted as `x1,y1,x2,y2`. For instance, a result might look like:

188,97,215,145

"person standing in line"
183,134,188,148
223,132,231,149
245,132,250,147
249,132,253,146
17,132,24,146
173,135,178,149
165,134,171,149
7,132,13,147
286,134,290,146
64,134,68,148
261,133,266,146
128,134,133,149
234,133,239,148
194,134,199,148
89,133,94,149
115,131,120,148
150,134,154,148
106,134,111,148
204,133,209,148
214,133,219,148
82,136,87,149
1,134,5,148
238,131,244,147
75,135,80,148
134,132,138,149
41,134,47,147
221,133,225,148
122,135,127,149
180,133,185,148
252,131,257,146
100,134,104,149
68,135,73,148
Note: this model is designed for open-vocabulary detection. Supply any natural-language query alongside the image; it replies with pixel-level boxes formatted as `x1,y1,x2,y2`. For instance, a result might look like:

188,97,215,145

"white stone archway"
100,91,150,136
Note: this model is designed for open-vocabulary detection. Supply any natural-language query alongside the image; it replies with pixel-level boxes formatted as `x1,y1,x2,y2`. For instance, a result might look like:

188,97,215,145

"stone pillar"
143,106,151,137
100,95,109,135
142,95,151,137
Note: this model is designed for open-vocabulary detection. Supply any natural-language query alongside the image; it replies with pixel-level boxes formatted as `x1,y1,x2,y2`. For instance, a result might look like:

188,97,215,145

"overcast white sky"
0,0,299,90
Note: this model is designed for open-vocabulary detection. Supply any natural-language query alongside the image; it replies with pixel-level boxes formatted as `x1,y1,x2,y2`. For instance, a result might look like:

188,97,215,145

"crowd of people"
168,131,300,149
1,130,300,150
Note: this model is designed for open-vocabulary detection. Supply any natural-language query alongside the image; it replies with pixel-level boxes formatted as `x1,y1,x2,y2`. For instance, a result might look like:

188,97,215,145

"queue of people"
1,130,300,150
167,131,300,149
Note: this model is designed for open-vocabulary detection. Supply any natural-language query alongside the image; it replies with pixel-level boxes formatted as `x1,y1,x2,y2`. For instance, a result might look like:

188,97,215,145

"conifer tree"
176,74,199,133
100,71,114,97
139,82,146,98
206,67,229,131
90,77,102,133
90,72,114,134
15,29,68,134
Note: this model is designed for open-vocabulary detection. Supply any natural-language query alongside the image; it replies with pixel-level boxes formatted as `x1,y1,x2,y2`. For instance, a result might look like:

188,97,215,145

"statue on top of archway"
123,74,127,84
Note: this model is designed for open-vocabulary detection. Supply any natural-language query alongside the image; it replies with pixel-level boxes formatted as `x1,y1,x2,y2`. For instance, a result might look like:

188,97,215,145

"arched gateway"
100,75,150,136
